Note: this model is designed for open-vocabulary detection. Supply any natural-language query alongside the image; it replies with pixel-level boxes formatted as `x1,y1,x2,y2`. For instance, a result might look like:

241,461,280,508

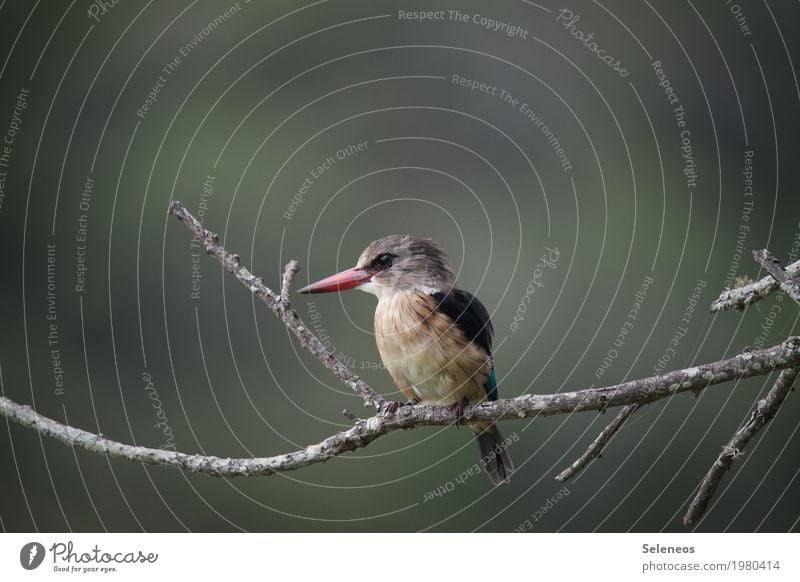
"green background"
1,0,799,532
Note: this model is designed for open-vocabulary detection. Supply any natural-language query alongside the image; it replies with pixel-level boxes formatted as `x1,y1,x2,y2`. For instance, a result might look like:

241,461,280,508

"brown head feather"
356,235,455,296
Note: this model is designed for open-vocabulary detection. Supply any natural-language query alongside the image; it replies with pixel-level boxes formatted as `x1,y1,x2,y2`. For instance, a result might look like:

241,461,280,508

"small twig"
169,201,385,410
555,403,639,482
683,366,800,527
752,249,800,306
342,409,359,422
711,257,800,312
281,260,299,307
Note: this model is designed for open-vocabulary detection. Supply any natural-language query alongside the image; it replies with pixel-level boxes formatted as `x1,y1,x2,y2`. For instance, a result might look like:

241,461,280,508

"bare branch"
752,249,800,306
2,338,799,478
555,403,639,482
0,395,387,477
711,257,800,312
0,201,796,530
169,201,385,410
683,366,800,527
281,260,299,307
417,336,800,426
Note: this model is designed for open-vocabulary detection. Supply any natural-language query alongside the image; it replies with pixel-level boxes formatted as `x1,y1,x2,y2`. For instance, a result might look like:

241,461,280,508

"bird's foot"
380,399,419,416
449,398,470,427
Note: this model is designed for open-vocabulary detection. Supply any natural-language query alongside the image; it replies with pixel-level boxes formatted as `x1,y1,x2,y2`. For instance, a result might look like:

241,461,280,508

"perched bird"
298,235,513,485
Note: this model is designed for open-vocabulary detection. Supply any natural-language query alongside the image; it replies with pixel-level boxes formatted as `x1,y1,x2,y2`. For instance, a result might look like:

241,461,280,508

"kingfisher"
298,235,513,485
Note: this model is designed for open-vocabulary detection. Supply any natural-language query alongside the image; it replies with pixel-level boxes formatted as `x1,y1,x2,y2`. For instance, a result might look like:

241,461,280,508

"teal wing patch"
485,368,498,401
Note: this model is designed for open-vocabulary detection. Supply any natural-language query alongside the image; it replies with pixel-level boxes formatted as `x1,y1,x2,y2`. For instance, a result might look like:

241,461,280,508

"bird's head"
298,235,455,298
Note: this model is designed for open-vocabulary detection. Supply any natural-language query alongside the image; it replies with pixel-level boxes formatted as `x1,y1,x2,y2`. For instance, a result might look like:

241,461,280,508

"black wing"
432,289,494,356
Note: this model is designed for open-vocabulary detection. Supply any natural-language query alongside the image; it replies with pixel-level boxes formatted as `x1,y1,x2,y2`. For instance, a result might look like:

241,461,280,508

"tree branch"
0,395,387,477
752,249,800,306
710,256,800,312
555,403,639,482
683,366,800,527
280,259,299,307
169,201,385,410
3,337,798,477
0,203,796,531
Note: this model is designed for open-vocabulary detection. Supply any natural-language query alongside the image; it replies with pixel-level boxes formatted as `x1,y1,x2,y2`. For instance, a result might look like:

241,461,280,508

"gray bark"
711,256,800,312
683,367,799,526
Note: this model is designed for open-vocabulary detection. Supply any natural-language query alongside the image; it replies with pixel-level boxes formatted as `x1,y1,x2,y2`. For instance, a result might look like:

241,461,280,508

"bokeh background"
1,0,799,533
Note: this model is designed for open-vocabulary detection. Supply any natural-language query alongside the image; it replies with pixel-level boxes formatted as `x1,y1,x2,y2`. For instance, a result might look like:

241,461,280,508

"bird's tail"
473,424,514,485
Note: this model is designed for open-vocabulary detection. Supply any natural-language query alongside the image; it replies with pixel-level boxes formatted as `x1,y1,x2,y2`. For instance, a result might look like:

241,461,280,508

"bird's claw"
380,399,418,416
449,398,470,427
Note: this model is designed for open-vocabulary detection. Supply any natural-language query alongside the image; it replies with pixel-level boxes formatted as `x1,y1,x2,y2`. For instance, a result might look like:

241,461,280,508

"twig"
752,249,800,306
683,366,800,527
169,201,385,410
281,260,299,307
341,409,359,422
711,257,800,312
555,403,639,482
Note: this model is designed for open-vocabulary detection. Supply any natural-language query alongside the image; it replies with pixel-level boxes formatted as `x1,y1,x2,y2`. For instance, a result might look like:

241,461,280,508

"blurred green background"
1,0,799,532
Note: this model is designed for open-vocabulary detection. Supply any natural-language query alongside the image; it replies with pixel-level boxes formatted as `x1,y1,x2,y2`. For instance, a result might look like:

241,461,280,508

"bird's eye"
373,253,394,269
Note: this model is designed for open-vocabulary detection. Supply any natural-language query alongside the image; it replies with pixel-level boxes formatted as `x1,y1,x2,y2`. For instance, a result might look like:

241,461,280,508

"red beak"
297,266,372,294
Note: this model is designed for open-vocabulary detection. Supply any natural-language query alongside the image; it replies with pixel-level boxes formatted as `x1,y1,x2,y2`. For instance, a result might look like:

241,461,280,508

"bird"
297,235,513,485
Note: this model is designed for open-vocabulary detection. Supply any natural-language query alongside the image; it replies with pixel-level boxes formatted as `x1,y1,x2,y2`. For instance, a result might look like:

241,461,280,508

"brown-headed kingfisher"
298,235,513,485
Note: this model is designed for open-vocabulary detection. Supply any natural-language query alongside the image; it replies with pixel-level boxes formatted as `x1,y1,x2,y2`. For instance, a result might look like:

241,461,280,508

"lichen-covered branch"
0,395,388,477
752,249,800,306
683,366,800,527
416,336,799,426
169,201,385,410
711,256,800,312
555,404,639,482
3,338,798,478
1,204,797,530
280,259,299,307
